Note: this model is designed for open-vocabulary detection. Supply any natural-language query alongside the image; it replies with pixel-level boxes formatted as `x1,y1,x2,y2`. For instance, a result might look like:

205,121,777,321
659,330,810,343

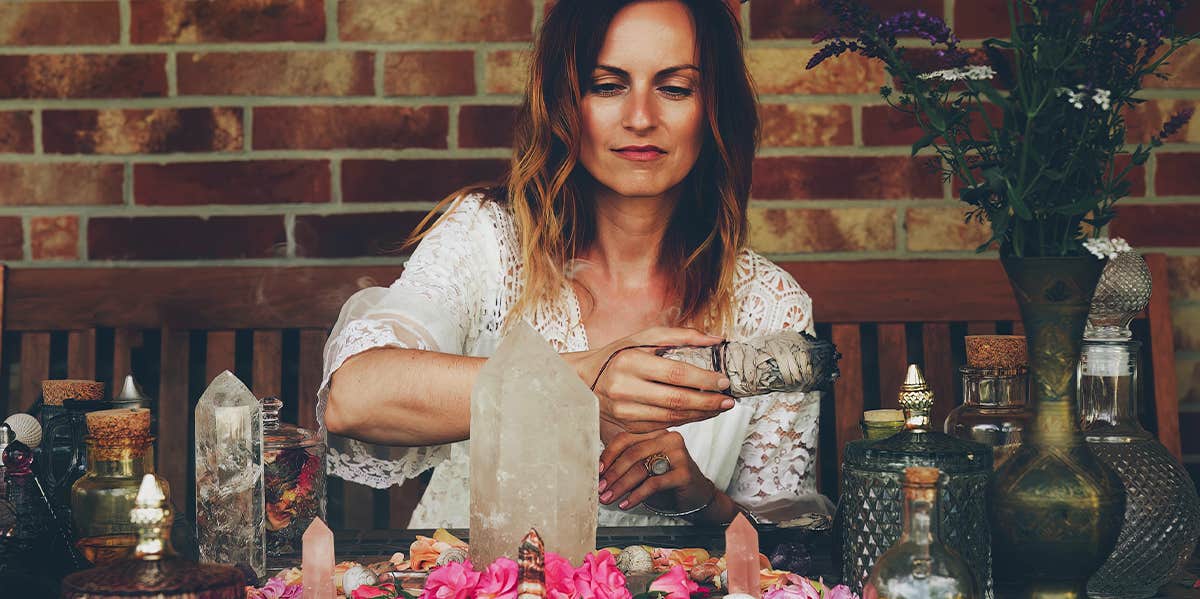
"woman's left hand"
598,430,715,512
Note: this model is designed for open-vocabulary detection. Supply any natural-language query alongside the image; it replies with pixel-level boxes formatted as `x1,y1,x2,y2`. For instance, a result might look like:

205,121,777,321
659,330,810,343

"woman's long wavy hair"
409,0,758,334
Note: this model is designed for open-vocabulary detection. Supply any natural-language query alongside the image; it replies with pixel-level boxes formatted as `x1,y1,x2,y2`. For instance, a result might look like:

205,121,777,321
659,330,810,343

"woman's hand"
564,327,733,434
598,430,717,514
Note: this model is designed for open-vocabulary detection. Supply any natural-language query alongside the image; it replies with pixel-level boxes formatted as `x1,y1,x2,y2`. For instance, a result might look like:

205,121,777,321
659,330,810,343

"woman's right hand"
564,327,734,435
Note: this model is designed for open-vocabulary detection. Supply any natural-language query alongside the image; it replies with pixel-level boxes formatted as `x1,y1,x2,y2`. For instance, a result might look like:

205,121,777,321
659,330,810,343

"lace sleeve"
726,252,833,521
317,194,494,489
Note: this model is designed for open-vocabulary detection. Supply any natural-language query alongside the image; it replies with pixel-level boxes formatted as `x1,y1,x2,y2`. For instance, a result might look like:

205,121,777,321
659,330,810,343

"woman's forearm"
325,348,486,446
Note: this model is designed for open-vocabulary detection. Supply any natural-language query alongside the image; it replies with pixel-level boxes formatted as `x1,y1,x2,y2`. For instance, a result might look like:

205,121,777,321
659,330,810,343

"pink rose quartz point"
725,513,761,598
302,517,335,599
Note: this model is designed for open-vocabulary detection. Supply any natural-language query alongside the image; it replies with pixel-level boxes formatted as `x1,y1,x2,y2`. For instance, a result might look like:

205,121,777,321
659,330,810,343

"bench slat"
297,330,325,431
205,331,236,385
922,323,956,429
159,328,191,514
112,329,142,388
68,329,97,381
831,324,863,476
877,324,907,409
18,332,51,412
252,330,283,399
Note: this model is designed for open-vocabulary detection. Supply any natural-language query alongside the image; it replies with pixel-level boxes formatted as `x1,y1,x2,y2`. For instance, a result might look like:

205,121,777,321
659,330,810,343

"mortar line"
21,214,32,262
31,109,42,155
119,0,131,46
166,52,178,97
326,0,339,42
374,52,386,97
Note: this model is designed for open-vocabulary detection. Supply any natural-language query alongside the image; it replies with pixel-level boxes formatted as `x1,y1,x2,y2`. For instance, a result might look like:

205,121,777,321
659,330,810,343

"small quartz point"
469,322,599,567
302,518,335,599
725,513,761,598
195,370,265,577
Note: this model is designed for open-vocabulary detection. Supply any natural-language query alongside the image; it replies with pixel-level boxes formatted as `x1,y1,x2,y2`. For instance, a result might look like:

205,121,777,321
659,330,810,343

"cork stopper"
41,379,106,406
863,409,904,423
87,407,151,441
965,335,1027,368
904,466,941,486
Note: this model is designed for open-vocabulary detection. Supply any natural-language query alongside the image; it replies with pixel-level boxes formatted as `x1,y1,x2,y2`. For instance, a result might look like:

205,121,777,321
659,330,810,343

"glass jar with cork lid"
70,407,167,565
944,335,1033,469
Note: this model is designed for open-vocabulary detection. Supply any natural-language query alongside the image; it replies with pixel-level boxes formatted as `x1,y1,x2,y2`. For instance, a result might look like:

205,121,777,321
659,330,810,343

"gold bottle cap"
899,364,934,430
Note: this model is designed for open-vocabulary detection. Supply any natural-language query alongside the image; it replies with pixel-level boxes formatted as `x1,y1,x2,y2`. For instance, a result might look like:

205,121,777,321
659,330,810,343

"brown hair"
409,0,759,333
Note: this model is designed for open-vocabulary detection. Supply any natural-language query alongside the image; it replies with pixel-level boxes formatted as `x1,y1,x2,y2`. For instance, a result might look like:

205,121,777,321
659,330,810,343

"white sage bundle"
657,330,840,398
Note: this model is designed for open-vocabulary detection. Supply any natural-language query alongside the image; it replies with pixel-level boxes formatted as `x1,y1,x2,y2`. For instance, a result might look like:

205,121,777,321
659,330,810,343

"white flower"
918,65,996,82
1083,237,1132,259
1092,88,1112,110
1057,86,1112,111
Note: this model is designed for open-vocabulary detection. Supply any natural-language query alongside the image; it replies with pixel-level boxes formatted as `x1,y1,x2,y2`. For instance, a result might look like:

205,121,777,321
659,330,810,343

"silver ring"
644,453,671,476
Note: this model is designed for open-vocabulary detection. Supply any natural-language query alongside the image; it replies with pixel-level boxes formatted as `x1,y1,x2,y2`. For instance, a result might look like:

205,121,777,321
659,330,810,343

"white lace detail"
318,193,829,527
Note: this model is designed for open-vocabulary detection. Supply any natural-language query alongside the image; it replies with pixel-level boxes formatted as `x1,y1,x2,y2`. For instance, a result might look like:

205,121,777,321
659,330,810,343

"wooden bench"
0,257,1181,527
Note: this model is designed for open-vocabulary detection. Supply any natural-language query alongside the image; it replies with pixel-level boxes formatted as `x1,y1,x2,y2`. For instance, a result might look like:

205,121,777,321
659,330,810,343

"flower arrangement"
808,0,1197,258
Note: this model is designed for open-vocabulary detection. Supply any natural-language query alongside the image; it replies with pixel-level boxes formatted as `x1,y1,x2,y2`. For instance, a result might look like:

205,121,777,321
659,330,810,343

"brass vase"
990,256,1126,598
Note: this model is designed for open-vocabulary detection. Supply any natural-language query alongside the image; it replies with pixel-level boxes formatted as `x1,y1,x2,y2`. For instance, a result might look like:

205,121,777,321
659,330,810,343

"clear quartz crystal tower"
195,370,265,578
469,322,599,567
1080,250,1200,599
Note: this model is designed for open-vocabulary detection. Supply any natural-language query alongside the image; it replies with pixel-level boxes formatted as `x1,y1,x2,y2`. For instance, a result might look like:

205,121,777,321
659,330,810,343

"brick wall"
0,1,1197,450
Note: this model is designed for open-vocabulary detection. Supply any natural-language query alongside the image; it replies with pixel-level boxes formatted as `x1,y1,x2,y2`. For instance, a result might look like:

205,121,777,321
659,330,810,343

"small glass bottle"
70,408,164,565
863,466,980,599
944,365,1032,469
261,396,326,557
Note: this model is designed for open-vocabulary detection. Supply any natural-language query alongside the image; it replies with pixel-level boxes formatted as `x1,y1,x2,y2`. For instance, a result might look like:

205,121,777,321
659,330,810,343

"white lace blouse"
317,194,834,529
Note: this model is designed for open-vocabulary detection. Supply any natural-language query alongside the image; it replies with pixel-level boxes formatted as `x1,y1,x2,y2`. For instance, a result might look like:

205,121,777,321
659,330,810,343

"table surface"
266,527,1200,599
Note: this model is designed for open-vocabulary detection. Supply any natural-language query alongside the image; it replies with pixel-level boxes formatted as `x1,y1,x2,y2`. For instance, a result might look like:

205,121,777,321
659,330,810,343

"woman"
320,0,831,528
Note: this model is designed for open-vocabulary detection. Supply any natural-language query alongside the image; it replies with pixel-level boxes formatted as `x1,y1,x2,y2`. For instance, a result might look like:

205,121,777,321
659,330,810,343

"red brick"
253,106,447,150
0,164,123,205
1156,153,1200,195
339,0,533,42
89,216,286,260
0,111,34,153
1114,155,1147,197
751,0,942,39
905,206,992,252
342,159,509,203
384,51,476,96
1109,204,1200,247
751,48,885,94
1179,2,1200,35
459,105,519,149
1124,100,1199,144
44,108,243,154
863,105,924,146
30,216,78,261
294,212,427,258
131,0,324,43
0,54,167,99
954,0,1012,40
751,156,943,199
0,1,120,45
134,161,329,206
1147,45,1200,89
177,52,373,96
0,217,22,260
759,104,852,147
749,207,896,253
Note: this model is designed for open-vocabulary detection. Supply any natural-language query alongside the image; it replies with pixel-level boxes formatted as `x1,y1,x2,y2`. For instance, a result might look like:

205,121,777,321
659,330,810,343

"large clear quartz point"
469,322,598,567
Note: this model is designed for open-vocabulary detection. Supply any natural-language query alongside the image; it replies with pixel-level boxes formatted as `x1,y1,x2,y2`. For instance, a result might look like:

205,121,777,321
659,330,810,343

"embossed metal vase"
991,256,1125,599
838,365,993,597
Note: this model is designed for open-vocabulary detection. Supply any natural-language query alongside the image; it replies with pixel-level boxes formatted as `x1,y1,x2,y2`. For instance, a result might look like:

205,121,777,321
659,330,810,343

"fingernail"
721,398,735,409
619,500,630,509
600,491,613,503
718,377,730,390
598,460,606,474
598,478,608,492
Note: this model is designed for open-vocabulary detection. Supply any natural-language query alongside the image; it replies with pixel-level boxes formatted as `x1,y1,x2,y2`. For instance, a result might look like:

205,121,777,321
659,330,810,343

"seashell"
435,546,468,567
4,413,41,448
716,570,727,590
689,560,722,583
615,545,654,575
599,547,621,557
342,564,379,595
333,561,360,593
517,529,546,599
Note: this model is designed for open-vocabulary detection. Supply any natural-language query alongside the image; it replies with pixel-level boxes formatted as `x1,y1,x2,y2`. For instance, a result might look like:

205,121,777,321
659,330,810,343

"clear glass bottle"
70,435,168,565
944,365,1032,469
1079,338,1200,599
262,396,326,557
863,467,980,599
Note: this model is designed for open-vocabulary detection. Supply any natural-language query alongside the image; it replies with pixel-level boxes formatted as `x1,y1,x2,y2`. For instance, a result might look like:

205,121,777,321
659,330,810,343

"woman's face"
579,0,705,201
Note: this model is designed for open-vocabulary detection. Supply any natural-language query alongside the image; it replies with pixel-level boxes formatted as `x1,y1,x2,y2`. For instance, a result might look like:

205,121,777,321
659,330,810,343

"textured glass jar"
863,467,980,599
262,396,326,557
70,436,168,565
944,366,1032,469
1079,339,1200,599
838,365,993,597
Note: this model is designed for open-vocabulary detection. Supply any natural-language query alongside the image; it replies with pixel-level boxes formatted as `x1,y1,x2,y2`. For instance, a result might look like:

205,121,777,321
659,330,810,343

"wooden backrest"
0,257,1180,527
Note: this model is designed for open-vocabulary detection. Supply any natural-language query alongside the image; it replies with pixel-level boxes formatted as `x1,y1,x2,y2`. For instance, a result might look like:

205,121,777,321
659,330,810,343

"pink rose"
422,560,481,599
352,583,398,599
649,565,700,599
477,558,519,599
245,587,266,599
259,578,289,599
573,550,632,599
763,584,821,599
823,585,859,599
278,583,303,599
545,552,579,599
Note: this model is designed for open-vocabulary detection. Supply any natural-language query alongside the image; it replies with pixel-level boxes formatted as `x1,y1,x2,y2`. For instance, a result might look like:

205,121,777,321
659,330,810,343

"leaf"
911,130,939,156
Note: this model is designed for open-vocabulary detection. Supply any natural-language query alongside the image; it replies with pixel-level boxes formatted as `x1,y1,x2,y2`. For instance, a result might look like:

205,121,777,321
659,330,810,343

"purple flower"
1154,107,1194,143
